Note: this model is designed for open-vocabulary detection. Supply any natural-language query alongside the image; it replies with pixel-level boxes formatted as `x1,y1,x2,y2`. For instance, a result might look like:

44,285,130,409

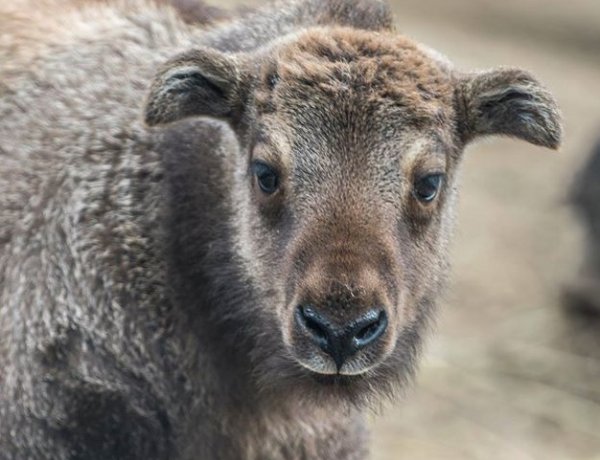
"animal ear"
457,68,562,149
145,48,243,126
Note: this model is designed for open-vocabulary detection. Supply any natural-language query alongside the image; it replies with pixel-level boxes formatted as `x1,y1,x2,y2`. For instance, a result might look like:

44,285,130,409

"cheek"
393,212,452,316
249,213,300,311
392,289,417,324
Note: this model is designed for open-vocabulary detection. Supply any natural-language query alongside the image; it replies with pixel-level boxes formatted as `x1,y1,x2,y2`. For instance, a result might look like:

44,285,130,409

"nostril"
303,314,328,342
353,310,388,350
294,306,388,370
295,305,331,351
355,321,379,341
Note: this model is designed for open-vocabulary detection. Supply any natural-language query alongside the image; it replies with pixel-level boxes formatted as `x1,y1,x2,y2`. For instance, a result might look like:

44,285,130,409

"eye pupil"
414,174,443,203
252,161,279,194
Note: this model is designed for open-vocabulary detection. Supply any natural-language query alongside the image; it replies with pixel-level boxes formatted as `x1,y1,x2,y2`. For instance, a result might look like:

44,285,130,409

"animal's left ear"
456,68,562,149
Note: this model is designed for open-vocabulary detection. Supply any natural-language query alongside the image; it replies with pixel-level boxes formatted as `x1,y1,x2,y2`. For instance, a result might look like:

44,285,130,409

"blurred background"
217,0,600,458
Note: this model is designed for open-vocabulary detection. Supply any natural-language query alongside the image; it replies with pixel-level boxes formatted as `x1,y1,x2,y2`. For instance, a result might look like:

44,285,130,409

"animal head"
146,26,561,407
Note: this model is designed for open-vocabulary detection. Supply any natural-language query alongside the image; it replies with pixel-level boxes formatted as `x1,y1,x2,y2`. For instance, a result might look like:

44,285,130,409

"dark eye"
252,161,279,194
413,174,444,203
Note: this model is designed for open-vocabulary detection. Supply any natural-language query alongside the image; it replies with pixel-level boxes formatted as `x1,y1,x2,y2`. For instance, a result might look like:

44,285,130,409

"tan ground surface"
221,1,600,458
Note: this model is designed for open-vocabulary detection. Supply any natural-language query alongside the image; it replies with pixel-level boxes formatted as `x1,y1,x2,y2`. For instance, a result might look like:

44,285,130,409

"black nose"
295,305,388,370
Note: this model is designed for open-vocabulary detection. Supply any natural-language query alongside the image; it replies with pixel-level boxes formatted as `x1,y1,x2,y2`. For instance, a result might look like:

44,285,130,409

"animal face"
146,27,561,404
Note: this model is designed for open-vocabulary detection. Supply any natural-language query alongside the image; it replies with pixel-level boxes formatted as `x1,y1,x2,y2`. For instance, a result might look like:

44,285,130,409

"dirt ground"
220,1,600,458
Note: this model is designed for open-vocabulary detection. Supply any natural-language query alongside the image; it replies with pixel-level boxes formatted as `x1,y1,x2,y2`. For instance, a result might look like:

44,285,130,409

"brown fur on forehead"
256,27,455,124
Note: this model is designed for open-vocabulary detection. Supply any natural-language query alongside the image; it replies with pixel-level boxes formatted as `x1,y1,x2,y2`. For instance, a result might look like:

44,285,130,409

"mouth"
293,353,383,378
306,370,365,387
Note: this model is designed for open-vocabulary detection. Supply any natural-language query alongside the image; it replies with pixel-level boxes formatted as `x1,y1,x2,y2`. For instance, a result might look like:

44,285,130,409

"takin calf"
0,0,562,458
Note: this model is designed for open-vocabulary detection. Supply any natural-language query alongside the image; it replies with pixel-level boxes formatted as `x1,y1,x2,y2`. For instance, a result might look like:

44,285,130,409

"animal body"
0,0,562,458
566,140,600,317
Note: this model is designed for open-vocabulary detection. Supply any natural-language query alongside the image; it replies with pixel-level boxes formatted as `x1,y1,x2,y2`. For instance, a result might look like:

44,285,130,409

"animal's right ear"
144,48,244,126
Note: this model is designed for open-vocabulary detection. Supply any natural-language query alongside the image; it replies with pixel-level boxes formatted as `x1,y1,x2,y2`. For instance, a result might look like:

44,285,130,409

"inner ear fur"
456,68,562,149
144,48,245,126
